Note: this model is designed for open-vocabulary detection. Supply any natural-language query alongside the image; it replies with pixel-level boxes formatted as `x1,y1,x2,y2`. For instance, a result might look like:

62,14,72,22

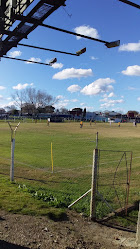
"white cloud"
55,96,79,109
6,101,16,106
90,56,98,60
54,99,69,109
0,86,6,90
51,63,63,69
81,78,115,96
122,65,140,76
80,104,94,111
74,25,99,40
67,84,81,93
128,86,136,90
86,106,94,111
80,103,85,106
9,50,22,58
137,97,140,101
25,57,41,64
71,99,78,102
99,97,108,102
119,41,140,52
100,98,124,108
13,83,34,90
108,92,115,98
53,68,93,80
0,95,3,99
56,95,64,100
103,92,116,98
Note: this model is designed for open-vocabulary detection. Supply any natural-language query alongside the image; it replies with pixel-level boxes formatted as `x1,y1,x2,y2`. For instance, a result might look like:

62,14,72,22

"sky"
1,0,140,113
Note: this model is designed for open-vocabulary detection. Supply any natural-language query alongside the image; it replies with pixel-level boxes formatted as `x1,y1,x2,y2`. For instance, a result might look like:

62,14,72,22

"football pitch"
0,121,139,217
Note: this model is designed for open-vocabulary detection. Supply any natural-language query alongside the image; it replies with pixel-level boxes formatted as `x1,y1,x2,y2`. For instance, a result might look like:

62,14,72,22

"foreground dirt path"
0,209,138,249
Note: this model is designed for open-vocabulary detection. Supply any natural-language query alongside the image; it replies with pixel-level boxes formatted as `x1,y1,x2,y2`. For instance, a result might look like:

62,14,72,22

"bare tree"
5,105,19,115
60,108,69,114
11,91,25,116
11,88,56,116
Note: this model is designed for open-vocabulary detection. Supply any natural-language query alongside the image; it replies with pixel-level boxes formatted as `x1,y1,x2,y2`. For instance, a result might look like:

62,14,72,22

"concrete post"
136,201,140,246
90,148,98,220
10,138,15,182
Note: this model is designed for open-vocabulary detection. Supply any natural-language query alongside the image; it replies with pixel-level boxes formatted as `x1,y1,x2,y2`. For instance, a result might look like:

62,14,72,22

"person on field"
80,120,83,128
90,120,92,126
47,118,50,126
47,120,49,126
118,122,120,127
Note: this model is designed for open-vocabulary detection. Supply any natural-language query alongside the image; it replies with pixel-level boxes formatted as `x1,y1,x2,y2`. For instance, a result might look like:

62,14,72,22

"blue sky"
1,0,140,113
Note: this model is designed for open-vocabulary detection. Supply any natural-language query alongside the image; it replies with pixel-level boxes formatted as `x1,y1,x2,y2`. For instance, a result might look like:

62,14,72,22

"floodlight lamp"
105,40,120,48
49,57,57,65
76,47,86,56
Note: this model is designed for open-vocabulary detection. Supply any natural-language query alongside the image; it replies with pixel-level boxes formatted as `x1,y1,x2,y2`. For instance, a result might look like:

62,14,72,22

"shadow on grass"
0,240,29,249
97,220,136,233
0,172,76,185
96,200,139,233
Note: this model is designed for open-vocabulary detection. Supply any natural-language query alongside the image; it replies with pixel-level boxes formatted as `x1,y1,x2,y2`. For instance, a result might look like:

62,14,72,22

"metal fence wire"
0,123,134,218
0,132,93,215
96,149,132,219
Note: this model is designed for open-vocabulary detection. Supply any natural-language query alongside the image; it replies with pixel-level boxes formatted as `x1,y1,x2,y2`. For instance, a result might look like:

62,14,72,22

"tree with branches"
11,88,56,116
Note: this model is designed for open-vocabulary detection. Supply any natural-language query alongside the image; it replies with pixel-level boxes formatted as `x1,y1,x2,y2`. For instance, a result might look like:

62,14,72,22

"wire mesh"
0,121,137,218
96,149,132,219
0,121,94,215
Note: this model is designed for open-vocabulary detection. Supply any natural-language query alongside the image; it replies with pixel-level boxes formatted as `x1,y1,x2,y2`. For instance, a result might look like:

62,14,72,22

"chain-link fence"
0,121,137,219
0,122,94,215
95,149,132,220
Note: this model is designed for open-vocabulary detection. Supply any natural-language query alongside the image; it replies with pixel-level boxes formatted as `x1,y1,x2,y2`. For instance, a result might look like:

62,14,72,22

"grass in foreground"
0,174,67,220
0,121,139,225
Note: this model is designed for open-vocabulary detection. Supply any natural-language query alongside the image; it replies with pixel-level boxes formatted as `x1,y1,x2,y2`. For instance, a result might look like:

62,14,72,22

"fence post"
8,122,20,182
96,132,98,149
90,148,98,220
10,138,15,182
136,201,140,246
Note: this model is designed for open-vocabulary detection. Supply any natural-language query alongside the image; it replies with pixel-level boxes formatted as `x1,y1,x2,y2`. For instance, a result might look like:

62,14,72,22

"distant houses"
0,107,140,123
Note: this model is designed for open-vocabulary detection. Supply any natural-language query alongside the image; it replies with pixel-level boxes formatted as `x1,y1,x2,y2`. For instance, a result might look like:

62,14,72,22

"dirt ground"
0,209,138,249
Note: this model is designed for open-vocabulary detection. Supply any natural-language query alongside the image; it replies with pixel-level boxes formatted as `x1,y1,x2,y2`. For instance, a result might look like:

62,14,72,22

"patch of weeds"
96,201,111,219
106,211,138,231
18,184,72,208
72,194,90,216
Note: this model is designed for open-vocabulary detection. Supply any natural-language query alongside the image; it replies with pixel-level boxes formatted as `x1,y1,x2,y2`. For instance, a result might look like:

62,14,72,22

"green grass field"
0,121,139,220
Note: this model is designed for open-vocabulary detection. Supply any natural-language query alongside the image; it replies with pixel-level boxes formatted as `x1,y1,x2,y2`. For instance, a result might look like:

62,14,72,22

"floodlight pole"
8,122,20,182
118,0,140,9
2,56,56,66
12,13,120,48
18,43,84,56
